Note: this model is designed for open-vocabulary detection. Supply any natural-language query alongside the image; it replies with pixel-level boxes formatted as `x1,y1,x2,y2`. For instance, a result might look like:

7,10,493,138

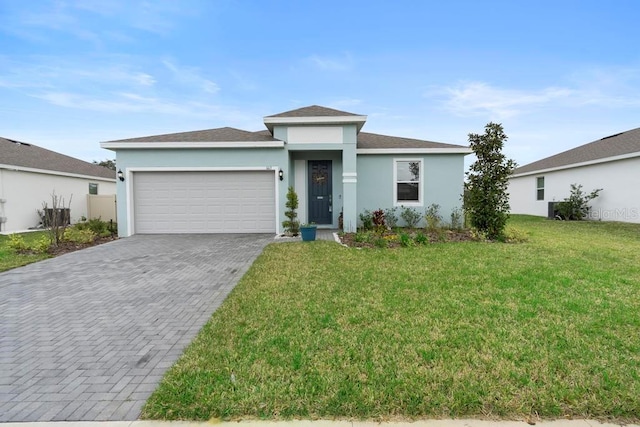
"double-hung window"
89,183,98,195
394,159,422,206
536,177,544,201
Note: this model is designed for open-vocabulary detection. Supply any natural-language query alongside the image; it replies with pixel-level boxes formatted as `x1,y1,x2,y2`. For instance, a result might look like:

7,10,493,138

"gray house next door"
308,160,332,225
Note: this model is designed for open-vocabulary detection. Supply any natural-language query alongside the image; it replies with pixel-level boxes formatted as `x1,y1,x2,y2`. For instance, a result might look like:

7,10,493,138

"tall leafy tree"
464,123,517,240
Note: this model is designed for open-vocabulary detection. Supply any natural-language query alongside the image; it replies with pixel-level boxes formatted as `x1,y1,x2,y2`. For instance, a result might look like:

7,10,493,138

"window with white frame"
394,159,422,205
536,176,544,201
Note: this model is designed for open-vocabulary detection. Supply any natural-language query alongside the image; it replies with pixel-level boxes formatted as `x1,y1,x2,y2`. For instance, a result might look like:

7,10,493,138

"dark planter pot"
300,225,317,241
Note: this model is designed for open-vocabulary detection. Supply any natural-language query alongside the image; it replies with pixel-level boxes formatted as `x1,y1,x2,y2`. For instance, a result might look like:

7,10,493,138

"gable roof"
0,137,115,180
513,127,640,176
357,131,467,150
107,127,279,143
265,105,361,118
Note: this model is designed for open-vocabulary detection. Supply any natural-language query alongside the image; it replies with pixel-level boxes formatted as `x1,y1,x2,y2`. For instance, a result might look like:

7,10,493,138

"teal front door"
308,160,332,225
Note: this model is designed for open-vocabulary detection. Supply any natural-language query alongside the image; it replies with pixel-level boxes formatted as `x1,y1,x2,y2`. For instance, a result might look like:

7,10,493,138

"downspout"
0,168,5,232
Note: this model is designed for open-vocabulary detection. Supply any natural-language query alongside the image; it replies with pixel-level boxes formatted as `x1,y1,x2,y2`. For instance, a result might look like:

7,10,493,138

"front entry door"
308,160,332,225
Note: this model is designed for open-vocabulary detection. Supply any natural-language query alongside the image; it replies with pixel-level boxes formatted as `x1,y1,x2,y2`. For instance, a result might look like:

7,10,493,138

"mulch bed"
339,228,475,248
47,236,118,256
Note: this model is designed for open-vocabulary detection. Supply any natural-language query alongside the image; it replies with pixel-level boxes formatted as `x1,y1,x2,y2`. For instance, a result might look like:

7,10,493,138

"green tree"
464,122,517,240
93,159,116,171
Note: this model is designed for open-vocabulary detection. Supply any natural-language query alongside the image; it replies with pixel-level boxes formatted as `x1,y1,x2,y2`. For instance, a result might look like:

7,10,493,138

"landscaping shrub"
555,183,603,220
425,203,442,231
502,226,529,243
31,236,51,254
7,234,28,252
400,205,421,228
450,207,463,230
383,207,399,228
354,232,371,243
399,232,413,247
282,186,300,236
373,236,388,248
76,218,113,237
414,232,428,245
359,210,374,231
63,227,96,244
372,209,386,232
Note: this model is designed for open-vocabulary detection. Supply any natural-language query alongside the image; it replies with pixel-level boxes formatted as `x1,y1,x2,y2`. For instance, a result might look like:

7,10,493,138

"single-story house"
508,127,640,223
101,105,471,236
0,137,117,233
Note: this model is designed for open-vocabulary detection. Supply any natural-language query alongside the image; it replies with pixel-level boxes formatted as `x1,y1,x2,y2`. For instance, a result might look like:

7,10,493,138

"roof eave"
263,115,368,133
0,163,116,181
510,151,640,178
357,147,473,155
100,141,285,150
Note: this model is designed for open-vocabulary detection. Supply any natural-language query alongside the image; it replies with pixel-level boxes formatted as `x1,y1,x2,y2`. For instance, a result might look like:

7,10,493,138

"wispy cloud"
307,53,354,71
163,60,220,94
430,68,640,120
429,81,574,119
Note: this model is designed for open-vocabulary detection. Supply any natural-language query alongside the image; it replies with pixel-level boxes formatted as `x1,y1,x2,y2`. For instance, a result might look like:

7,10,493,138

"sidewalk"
1,419,636,427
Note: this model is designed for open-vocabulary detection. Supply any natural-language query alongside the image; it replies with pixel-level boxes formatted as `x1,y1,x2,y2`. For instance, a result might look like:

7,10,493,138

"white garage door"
133,171,275,234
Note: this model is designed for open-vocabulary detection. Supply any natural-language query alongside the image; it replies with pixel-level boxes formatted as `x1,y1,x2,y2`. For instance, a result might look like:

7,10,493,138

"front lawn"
0,231,51,272
143,216,640,422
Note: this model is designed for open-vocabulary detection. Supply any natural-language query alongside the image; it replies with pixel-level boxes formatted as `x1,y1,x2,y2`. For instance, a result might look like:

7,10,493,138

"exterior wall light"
117,169,125,182
279,169,284,181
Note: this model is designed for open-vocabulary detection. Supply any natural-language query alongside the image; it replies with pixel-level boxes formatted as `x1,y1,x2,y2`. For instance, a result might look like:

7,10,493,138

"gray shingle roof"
107,127,279,143
357,132,468,149
514,127,640,175
0,137,115,179
266,105,362,118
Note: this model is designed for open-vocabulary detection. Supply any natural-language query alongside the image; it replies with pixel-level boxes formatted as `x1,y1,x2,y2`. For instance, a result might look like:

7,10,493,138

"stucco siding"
0,169,116,232
357,154,465,227
508,156,640,223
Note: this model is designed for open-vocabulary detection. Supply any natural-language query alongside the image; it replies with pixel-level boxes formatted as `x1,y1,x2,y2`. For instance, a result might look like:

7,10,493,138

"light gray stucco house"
508,126,640,223
101,105,471,236
0,137,116,233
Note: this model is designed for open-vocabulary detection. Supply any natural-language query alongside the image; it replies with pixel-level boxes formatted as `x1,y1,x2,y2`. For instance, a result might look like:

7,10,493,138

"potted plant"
300,223,317,241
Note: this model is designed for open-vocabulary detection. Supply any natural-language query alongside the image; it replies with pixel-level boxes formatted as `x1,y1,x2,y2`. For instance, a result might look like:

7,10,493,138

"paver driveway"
0,234,272,422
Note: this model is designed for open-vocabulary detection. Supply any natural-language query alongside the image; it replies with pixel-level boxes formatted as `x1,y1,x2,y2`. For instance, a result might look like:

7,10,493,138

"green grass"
142,216,640,422
0,231,51,272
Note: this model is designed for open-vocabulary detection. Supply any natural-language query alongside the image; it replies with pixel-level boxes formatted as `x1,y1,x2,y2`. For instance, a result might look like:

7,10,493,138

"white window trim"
393,158,423,207
89,182,98,195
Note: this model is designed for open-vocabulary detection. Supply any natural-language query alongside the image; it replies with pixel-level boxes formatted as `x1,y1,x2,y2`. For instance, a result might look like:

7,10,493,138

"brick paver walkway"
0,234,271,422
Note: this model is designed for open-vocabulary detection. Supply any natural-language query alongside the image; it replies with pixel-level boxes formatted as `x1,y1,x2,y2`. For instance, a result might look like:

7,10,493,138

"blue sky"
1,0,639,168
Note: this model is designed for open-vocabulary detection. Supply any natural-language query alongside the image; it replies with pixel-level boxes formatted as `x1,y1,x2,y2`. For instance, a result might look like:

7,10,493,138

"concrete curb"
1,419,637,427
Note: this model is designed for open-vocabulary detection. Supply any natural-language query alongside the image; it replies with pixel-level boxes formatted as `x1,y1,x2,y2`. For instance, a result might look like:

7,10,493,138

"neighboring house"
101,105,471,236
508,127,640,223
0,137,117,233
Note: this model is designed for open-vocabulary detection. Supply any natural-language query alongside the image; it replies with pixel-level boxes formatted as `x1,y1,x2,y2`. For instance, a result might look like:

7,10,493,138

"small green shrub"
282,186,300,236
31,236,51,254
7,234,29,252
425,203,442,231
76,218,113,237
450,207,463,230
373,237,388,248
555,184,603,220
502,226,529,243
383,207,399,228
414,232,428,245
359,210,374,231
470,228,488,241
399,232,413,247
354,232,371,243
400,206,421,228
63,227,96,244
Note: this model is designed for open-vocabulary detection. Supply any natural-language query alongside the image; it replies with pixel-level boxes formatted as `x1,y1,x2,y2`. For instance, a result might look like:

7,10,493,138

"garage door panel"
133,171,275,234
